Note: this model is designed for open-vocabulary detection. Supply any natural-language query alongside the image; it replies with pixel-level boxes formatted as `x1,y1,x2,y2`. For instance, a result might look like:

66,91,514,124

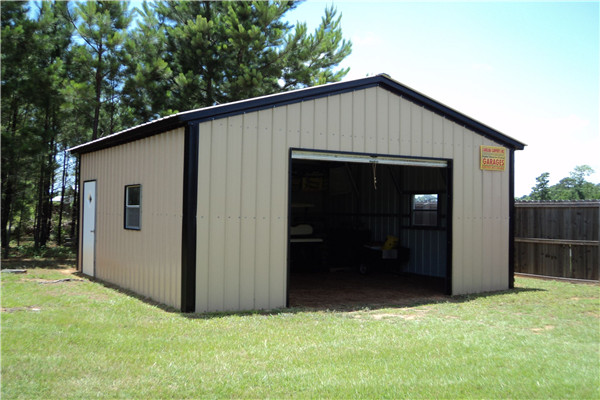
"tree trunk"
40,138,57,247
204,1,214,105
56,151,68,245
108,83,116,135
70,156,80,250
1,179,13,259
34,161,45,248
1,101,20,258
35,107,56,249
8,216,13,250
92,45,104,140
16,203,26,246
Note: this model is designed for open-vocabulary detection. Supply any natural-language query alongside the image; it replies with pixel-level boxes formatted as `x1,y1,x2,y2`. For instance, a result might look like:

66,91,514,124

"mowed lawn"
1,263,598,399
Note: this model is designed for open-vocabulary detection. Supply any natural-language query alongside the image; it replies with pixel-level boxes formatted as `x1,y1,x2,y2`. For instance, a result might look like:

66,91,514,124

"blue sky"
60,0,598,196
285,1,600,196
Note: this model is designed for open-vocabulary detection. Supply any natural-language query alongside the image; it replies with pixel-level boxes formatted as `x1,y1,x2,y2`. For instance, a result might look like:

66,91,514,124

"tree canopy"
519,166,600,201
0,0,352,257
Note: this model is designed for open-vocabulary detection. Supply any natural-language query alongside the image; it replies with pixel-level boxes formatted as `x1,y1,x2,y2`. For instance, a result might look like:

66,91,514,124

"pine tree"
1,1,38,257
129,0,352,114
121,1,174,126
66,1,132,140
1,1,74,253
30,1,73,248
1,0,353,256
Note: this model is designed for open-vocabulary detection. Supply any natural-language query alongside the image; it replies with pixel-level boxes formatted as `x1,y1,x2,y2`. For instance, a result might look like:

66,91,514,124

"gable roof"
69,74,526,154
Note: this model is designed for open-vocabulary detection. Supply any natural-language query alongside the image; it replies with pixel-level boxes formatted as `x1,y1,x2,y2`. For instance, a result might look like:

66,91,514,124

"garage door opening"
287,150,452,309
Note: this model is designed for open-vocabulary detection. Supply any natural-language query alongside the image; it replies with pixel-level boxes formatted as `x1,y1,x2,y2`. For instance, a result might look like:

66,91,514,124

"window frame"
124,184,142,230
411,193,440,228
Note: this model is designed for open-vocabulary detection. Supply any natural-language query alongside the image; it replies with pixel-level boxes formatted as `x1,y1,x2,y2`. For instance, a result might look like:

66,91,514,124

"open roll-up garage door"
287,149,452,309
291,150,448,168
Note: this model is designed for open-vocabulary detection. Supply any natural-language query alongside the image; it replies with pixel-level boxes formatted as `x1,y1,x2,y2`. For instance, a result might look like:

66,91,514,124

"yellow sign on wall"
480,145,506,171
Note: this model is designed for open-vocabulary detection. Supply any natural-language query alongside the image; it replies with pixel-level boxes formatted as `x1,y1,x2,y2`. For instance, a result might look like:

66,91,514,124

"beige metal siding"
195,86,511,311
79,128,185,309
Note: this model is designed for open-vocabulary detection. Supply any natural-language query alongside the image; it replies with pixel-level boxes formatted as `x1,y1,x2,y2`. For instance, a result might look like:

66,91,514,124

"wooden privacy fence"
514,201,600,280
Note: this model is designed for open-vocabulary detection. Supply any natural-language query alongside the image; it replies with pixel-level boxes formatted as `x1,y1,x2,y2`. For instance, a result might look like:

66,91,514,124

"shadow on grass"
176,288,547,320
80,272,545,320
1,258,76,270
6,260,545,319
182,286,546,319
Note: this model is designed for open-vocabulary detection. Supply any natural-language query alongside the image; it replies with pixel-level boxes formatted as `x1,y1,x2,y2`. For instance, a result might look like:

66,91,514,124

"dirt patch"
531,325,555,334
1,305,41,313
5,266,81,283
288,270,447,311
374,313,420,320
585,311,599,318
36,278,84,284
59,268,77,275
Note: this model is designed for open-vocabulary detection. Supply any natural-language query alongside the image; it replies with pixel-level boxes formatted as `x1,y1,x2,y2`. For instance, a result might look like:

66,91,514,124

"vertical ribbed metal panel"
462,130,476,292
352,90,366,152
208,119,227,311
387,93,401,155
224,115,243,311
270,108,288,308
404,230,446,277
255,109,273,309
340,93,352,151
79,128,185,309
194,86,512,311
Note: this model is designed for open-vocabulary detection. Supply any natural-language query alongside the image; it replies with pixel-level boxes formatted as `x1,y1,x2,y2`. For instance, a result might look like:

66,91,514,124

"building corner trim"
181,123,199,312
509,149,516,289
446,160,453,295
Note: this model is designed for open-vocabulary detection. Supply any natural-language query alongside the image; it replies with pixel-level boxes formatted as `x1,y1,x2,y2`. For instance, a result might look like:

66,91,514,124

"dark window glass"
126,207,140,229
412,194,438,227
127,186,140,206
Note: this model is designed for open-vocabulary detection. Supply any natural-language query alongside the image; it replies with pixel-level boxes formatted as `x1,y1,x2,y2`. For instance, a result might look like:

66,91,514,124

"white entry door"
82,181,96,276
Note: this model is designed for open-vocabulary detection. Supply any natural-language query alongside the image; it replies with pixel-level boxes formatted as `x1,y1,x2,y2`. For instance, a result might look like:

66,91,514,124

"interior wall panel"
404,230,447,278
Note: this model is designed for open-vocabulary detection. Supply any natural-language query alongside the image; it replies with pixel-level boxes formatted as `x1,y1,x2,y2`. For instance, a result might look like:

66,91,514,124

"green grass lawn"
1,263,598,399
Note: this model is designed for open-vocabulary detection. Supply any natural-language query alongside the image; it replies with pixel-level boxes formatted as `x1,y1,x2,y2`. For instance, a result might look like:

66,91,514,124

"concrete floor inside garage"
287,270,448,310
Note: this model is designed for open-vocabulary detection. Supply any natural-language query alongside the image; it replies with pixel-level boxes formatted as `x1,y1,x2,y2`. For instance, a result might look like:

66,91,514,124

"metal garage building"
70,74,525,313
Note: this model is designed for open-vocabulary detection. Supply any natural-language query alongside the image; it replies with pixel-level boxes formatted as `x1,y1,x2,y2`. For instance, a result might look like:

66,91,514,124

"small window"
125,185,141,230
412,194,438,227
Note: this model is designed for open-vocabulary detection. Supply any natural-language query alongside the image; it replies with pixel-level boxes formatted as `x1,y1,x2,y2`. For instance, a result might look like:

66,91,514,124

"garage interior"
288,152,451,308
